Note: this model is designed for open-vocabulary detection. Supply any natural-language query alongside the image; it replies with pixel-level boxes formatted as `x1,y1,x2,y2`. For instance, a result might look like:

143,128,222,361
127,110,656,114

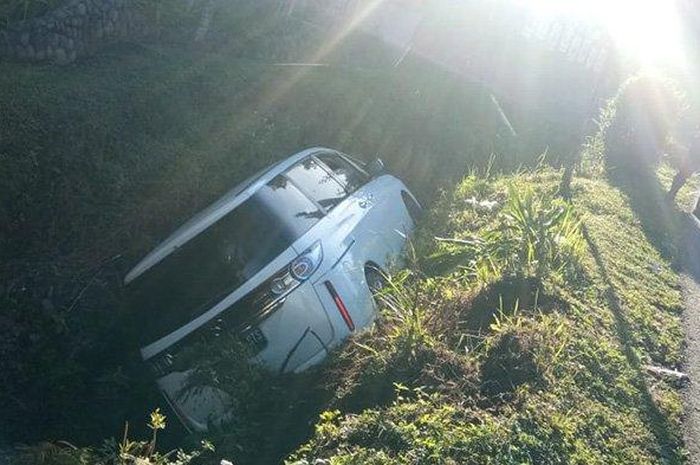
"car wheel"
365,264,388,305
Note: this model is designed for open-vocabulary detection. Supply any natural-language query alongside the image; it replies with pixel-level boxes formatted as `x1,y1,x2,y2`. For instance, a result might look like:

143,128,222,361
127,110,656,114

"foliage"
427,181,583,282
176,333,264,412
0,5,692,464
13,410,214,465
489,185,583,278
0,15,510,445
603,73,689,171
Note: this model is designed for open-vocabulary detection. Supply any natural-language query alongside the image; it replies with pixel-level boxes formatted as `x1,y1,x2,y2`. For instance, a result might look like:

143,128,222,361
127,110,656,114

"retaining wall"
0,0,148,64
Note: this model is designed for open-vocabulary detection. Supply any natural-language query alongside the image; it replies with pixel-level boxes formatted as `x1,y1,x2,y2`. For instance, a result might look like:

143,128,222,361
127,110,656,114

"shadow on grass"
581,224,683,463
607,165,700,283
608,167,682,260
607,165,700,278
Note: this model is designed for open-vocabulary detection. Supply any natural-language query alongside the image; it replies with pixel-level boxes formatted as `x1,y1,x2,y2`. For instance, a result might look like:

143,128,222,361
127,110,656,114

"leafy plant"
371,268,434,360
497,185,583,278
176,332,264,411
13,410,214,465
431,184,583,283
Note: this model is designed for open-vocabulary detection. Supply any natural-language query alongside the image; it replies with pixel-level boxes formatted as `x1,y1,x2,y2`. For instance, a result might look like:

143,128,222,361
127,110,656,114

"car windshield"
127,174,322,346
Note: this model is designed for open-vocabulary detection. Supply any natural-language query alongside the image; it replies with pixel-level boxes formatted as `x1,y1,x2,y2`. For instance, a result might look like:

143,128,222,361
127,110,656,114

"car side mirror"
367,158,386,178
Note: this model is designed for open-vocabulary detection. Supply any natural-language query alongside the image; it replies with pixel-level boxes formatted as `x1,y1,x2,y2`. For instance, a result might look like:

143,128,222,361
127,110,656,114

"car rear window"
285,158,347,211
316,153,368,193
128,175,322,346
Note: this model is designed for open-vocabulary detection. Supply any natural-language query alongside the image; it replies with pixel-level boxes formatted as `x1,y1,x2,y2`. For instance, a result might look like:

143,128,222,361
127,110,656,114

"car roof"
123,147,337,284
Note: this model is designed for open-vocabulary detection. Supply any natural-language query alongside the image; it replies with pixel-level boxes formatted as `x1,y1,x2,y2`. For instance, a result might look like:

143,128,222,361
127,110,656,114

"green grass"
2,5,696,462
286,168,689,465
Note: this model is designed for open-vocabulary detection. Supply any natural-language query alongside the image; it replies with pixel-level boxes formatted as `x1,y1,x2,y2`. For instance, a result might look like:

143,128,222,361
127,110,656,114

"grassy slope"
2,5,696,461
0,45,505,268
287,168,690,464
0,32,509,443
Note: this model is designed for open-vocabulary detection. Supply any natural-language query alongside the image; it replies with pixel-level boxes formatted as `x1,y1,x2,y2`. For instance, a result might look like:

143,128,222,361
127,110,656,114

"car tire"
365,264,388,304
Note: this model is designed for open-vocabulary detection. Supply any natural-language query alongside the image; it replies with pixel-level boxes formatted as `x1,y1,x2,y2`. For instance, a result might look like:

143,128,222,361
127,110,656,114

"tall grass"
428,183,583,283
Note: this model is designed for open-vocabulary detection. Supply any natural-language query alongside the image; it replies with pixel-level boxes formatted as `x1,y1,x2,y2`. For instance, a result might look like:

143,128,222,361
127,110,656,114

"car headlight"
271,241,323,296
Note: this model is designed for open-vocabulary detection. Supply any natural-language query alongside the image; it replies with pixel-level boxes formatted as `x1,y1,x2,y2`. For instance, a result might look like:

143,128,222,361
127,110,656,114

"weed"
13,410,213,465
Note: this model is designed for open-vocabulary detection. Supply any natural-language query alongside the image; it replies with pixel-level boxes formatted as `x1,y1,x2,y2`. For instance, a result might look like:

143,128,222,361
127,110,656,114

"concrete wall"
0,0,148,64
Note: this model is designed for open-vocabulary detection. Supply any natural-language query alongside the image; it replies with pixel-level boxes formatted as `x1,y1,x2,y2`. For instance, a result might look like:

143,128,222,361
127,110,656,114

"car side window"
285,158,347,211
316,153,368,194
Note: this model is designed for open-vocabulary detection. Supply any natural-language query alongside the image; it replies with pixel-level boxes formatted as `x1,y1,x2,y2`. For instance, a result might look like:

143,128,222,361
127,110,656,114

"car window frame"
280,151,372,216
281,156,340,215
313,152,370,195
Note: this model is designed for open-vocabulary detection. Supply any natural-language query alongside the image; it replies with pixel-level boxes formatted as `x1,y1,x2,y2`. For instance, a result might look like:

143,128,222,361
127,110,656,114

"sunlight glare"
525,0,687,70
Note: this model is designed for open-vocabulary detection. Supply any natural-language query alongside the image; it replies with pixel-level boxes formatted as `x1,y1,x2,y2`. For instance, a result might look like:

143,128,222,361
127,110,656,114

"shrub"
603,74,688,171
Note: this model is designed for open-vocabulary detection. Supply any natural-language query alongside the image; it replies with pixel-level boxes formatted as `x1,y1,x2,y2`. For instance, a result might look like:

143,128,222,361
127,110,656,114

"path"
681,214,700,464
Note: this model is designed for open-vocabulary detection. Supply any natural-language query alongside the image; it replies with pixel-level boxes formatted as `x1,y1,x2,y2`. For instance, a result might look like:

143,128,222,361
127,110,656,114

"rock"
77,3,87,15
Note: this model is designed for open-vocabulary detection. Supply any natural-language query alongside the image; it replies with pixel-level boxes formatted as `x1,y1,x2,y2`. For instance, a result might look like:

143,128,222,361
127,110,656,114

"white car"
124,147,421,432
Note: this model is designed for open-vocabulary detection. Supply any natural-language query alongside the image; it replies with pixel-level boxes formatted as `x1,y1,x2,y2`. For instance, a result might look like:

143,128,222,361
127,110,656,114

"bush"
603,74,688,171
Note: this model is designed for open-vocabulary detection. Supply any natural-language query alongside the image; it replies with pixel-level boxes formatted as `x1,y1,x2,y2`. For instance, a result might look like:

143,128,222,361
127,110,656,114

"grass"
0,45,508,268
2,3,696,463
285,167,690,465
0,14,515,445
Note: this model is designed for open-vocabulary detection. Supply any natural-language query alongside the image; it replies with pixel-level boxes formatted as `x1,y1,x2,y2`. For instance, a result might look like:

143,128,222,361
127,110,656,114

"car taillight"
270,241,323,296
324,281,355,331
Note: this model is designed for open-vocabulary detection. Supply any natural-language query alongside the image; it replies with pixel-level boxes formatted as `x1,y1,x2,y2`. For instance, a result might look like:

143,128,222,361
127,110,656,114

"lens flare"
525,0,688,70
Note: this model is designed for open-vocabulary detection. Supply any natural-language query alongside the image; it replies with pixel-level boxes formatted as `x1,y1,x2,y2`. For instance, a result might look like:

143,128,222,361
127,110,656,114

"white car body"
124,148,419,431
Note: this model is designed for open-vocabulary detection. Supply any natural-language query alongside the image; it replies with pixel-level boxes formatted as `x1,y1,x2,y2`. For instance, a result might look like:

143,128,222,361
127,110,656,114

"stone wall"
0,0,148,64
